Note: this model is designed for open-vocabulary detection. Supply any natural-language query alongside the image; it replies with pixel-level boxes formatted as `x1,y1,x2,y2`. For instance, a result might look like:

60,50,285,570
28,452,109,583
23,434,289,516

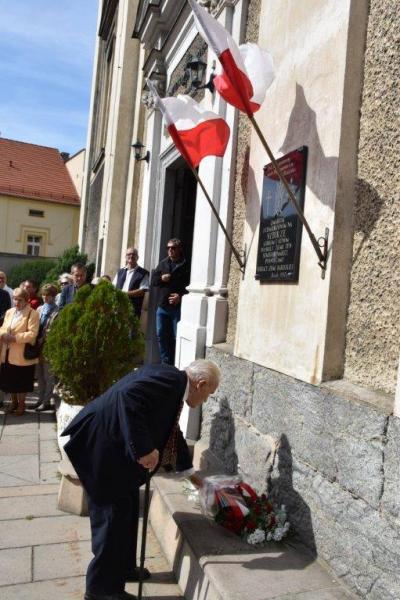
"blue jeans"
156,305,181,365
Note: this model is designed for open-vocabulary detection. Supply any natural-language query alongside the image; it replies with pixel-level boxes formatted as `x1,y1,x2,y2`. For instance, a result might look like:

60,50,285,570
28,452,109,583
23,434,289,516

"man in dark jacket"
0,287,11,326
59,263,88,308
62,359,220,600
151,238,190,365
113,247,149,319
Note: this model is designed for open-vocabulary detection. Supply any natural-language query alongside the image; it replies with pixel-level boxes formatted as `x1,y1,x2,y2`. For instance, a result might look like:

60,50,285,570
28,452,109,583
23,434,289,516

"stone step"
149,472,355,600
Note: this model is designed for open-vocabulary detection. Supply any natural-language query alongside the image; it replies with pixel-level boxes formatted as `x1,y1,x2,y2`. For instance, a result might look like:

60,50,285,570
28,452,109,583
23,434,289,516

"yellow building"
0,138,80,258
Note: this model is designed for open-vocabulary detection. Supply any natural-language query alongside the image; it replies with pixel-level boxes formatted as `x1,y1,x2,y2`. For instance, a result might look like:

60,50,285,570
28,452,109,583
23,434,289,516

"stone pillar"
100,0,141,276
177,2,245,438
137,105,163,269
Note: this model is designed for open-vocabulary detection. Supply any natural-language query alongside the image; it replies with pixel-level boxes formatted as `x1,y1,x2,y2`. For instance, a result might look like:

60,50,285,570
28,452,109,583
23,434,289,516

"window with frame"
26,235,42,256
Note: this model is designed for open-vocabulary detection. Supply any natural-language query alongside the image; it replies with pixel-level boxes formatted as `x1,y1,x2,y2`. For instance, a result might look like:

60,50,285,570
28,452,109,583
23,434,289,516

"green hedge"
8,246,95,290
8,259,56,289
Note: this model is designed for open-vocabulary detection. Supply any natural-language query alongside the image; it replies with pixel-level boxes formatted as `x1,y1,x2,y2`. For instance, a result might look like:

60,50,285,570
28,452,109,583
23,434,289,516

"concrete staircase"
149,444,356,600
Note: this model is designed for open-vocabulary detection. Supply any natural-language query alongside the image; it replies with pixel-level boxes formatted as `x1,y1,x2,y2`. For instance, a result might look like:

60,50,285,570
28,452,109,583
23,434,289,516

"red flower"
246,520,257,531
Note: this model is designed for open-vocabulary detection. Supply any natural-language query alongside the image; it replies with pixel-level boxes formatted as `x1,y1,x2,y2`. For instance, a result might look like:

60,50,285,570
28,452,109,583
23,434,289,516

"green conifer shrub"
44,281,144,405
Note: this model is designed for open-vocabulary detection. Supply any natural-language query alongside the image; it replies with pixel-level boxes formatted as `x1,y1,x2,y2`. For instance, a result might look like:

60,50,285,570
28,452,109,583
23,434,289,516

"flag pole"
248,114,327,271
188,164,245,272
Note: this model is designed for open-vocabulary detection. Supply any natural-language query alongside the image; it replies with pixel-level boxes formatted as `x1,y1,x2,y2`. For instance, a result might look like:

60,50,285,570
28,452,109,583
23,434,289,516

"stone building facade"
80,1,400,597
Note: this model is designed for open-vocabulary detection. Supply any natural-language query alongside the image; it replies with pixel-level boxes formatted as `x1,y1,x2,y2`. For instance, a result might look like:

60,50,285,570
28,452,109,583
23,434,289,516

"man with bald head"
113,247,149,320
63,359,220,600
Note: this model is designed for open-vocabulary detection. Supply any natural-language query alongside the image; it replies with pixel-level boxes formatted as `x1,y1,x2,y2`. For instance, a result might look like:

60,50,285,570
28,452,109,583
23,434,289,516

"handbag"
23,310,41,360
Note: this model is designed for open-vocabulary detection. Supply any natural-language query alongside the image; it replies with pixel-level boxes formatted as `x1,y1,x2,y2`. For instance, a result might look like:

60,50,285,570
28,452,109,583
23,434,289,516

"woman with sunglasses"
0,287,40,415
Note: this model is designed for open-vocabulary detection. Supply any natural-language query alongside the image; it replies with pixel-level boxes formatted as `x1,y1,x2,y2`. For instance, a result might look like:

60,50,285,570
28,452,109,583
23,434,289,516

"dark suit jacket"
62,364,191,504
0,289,11,326
151,257,190,309
58,283,77,308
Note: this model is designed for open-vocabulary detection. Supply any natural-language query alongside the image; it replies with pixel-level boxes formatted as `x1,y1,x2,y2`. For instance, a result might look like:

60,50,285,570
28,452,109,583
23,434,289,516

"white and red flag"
148,80,230,169
188,0,275,116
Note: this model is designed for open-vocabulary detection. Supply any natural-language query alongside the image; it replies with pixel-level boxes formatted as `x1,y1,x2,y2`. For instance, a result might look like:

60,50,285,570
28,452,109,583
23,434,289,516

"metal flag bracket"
317,227,329,279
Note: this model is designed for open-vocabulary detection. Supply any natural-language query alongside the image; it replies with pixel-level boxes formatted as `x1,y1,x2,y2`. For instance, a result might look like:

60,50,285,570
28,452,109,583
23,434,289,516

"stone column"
177,2,245,438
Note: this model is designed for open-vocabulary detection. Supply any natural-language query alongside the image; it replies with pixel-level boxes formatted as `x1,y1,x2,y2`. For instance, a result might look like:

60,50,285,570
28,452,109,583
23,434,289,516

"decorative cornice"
142,59,166,108
197,0,236,15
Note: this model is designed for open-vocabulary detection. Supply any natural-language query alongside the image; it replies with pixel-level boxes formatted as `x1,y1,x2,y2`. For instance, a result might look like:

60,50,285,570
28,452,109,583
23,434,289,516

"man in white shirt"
112,248,149,319
0,271,13,306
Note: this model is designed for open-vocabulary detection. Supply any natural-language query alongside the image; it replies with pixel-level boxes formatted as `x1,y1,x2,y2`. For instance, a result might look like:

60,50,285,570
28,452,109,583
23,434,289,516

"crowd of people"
0,245,219,600
0,238,190,416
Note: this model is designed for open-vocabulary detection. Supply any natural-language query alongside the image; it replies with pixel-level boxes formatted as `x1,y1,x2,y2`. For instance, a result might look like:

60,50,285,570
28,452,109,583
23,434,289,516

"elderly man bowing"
62,359,220,600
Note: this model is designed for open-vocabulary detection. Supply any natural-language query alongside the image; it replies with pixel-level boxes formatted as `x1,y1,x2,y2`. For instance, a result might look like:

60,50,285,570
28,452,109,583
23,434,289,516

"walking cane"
138,470,151,600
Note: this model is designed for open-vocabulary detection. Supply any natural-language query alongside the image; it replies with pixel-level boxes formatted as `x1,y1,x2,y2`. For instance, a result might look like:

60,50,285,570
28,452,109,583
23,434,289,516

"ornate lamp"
132,140,150,163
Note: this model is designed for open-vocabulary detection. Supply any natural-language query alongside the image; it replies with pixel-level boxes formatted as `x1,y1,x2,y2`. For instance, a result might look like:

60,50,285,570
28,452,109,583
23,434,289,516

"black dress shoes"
84,591,137,600
125,566,151,582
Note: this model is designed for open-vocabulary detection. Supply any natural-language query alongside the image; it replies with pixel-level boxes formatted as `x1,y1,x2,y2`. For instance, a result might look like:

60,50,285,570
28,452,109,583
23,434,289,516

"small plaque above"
255,146,308,283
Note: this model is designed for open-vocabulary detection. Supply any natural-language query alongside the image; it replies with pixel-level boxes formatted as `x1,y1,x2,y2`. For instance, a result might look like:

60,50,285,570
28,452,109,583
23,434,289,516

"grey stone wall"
203,347,400,599
344,0,400,393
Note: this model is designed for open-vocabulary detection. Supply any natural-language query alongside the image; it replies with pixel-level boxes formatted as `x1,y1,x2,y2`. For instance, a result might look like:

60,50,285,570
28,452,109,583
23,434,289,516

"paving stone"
0,515,91,549
0,435,38,456
276,590,355,599
0,547,31,586
0,575,85,599
40,461,60,484
2,414,39,436
39,414,57,440
0,455,39,486
0,483,58,498
33,540,91,580
40,439,60,463
0,493,62,520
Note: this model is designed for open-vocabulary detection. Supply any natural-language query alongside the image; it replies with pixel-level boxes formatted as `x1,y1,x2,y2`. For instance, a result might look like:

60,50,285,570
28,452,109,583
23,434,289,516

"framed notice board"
255,146,308,283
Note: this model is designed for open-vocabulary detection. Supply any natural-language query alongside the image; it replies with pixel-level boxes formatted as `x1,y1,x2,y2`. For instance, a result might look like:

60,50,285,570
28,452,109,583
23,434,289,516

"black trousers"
86,487,140,594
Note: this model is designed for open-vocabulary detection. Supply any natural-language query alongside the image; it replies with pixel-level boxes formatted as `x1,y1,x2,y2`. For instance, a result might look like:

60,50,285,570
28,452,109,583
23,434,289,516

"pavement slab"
40,439,60,462
0,435,38,456
0,514,91,549
2,414,39,436
0,575,86,600
39,460,60,484
0,455,39,486
0,547,32,586
0,483,58,498
0,493,63,520
34,540,92,581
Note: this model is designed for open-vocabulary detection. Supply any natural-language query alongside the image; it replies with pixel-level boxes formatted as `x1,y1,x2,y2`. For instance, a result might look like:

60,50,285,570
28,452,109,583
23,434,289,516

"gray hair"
186,359,221,388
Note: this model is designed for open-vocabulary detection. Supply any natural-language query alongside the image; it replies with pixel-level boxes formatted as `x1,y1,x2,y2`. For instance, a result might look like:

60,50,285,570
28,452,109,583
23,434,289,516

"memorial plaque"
255,146,308,283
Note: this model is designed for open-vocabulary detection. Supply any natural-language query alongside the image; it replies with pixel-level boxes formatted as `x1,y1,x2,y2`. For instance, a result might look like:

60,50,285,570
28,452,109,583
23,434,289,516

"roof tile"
0,138,80,205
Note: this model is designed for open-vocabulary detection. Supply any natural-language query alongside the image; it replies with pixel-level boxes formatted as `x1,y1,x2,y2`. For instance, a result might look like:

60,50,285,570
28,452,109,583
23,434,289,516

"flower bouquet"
197,475,289,546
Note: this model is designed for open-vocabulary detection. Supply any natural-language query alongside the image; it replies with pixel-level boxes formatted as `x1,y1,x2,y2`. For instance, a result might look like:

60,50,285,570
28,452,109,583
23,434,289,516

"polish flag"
148,80,230,169
188,0,275,116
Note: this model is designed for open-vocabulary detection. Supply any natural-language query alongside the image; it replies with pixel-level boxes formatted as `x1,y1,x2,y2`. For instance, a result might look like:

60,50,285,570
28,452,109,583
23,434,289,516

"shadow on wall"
279,83,339,209
270,434,317,556
206,400,316,556
352,177,385,264
208,396,238,474
241,83,339,263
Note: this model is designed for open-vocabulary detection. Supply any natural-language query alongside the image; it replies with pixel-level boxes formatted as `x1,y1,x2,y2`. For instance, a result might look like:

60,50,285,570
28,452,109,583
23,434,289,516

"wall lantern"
132,140,150,163
186,56,216,93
